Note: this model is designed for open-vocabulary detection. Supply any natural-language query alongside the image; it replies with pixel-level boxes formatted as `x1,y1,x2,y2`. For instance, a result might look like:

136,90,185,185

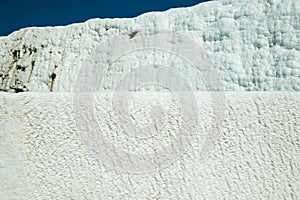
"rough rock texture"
0,93,299,199
0,0,300,92
0,0,300,199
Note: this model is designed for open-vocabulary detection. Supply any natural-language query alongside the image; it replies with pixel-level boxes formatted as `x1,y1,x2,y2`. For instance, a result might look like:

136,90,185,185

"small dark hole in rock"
129,31,139,39
51,73,56,80
14,88,24,93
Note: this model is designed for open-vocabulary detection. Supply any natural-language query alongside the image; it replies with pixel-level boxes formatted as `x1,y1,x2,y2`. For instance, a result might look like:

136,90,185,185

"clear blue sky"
0,0,211,36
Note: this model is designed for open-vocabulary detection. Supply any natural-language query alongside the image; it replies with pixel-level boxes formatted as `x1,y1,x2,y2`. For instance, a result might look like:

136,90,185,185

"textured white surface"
0,93,299,199
0,0,300,199
0,0,300,92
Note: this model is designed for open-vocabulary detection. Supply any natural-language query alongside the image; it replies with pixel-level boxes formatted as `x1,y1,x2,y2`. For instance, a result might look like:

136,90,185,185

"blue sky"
0,0,211,36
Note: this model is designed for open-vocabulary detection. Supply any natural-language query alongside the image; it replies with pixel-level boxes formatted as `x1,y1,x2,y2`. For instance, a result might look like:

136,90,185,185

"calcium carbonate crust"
0,93,299,199
0,0,299,92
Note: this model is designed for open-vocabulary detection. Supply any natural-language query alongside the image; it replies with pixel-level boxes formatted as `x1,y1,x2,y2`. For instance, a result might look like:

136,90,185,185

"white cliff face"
0,0,300,199
0,0,299,92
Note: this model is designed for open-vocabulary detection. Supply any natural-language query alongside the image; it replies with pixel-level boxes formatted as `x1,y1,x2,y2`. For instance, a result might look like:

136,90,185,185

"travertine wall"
0,0,300,92
0,0,300,199
0,93,299,199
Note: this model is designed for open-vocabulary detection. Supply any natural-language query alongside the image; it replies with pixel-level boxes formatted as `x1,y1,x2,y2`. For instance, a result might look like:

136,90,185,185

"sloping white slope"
0,0,300,92
0,93,299,199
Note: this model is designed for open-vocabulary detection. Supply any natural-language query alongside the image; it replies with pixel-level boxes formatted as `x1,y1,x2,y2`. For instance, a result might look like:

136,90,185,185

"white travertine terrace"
0,0,299,199
0,0,299,92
